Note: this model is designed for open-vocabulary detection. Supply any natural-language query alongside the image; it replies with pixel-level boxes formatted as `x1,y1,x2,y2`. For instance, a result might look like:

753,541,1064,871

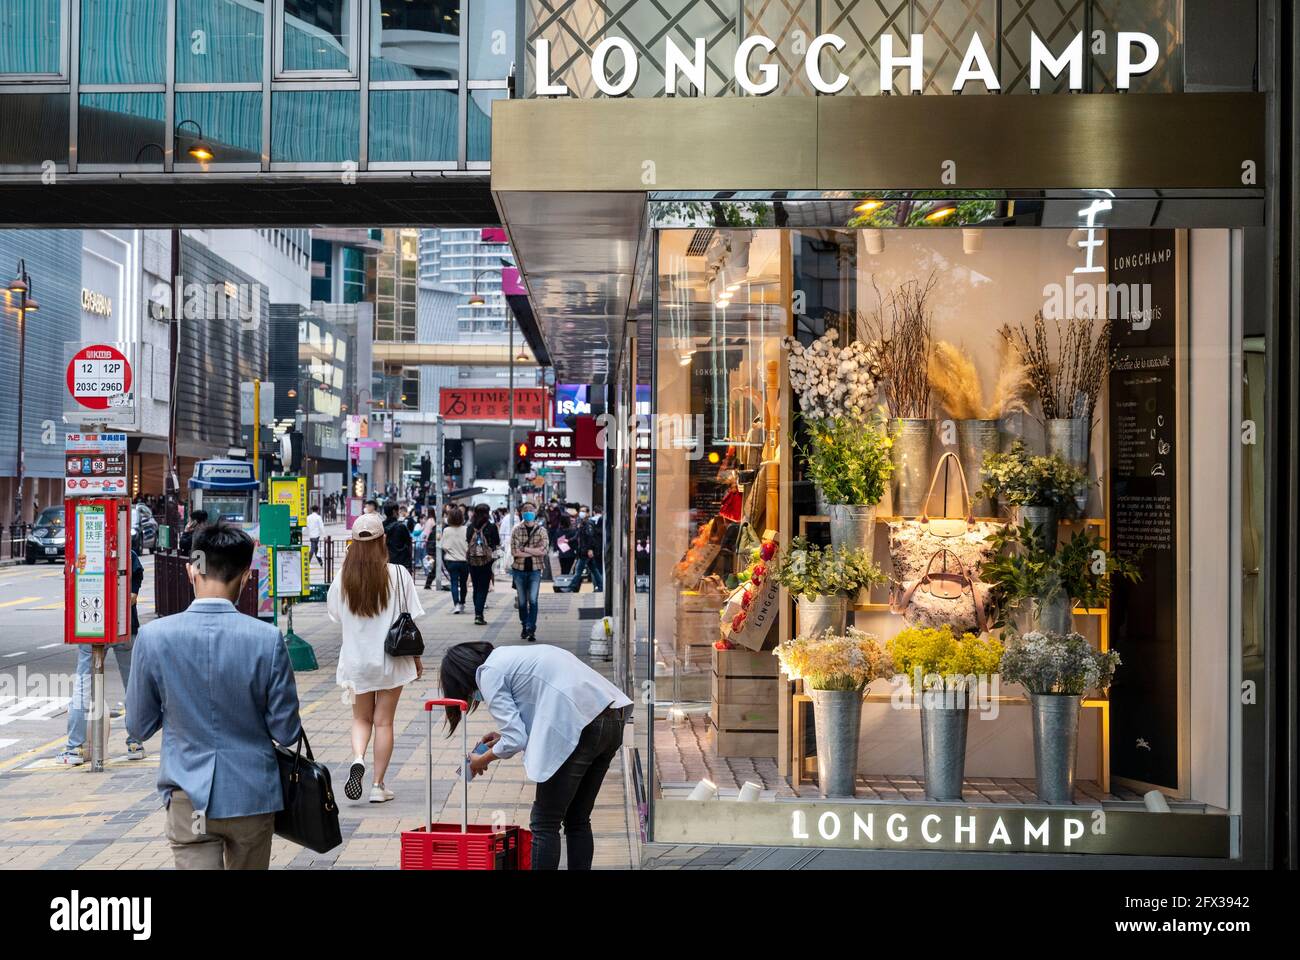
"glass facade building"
0,0,516,173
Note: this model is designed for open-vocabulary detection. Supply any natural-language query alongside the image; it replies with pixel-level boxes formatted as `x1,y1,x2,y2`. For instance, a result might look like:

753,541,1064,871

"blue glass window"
370,0,460,82
176,91,262,163
176,0,264,84
78,92,166,164
0,94,68,163
272,90,359,163
369,89,457,163
468,0,514,81
0,0,62,75
467,89,505,162
281,0,355,75
80,0,165,84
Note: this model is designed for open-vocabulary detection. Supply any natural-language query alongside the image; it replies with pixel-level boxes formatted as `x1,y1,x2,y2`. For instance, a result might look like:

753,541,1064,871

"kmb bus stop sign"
65,342,133,424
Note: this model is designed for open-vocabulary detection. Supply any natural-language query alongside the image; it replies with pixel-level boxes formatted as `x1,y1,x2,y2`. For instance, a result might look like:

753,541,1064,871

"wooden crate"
710,647,779,758
676,590,723,668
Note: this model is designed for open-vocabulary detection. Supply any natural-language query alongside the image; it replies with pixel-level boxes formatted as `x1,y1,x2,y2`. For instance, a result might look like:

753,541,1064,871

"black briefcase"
274,733,343,854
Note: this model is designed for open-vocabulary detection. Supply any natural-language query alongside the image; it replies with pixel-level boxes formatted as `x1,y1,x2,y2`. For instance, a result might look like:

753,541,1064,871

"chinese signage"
527,430,579,462
71,503,108,640
64,433,128,497
440,388,548,422
269,476,308,527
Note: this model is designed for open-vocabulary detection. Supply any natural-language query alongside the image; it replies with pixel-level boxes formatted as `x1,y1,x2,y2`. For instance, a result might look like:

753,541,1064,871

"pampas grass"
928,334,1032,420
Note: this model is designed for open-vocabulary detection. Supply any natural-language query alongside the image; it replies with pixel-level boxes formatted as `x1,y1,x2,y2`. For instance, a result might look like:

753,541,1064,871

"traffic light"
514,441,530,474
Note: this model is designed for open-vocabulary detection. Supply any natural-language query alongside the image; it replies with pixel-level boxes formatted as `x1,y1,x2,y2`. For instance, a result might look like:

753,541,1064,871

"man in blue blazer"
127,522,303,870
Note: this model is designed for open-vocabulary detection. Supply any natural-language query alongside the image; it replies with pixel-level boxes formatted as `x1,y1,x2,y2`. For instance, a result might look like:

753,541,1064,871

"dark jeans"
468,562,493,617
512,569,542,632
557,551,576,575
569,555,604,592
443,559,469,605
530,707,626,870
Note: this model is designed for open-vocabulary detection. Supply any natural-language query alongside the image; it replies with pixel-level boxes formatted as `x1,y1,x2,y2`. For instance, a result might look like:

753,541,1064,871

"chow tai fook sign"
653,800,1230,858
439,388,548,422
527,430,578,462
534,30,1162,97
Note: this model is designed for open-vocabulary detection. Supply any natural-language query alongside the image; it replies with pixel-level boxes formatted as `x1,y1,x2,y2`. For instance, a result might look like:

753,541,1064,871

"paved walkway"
0,576,634,870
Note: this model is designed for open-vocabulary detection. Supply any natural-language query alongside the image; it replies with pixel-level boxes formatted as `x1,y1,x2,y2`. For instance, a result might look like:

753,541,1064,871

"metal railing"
4,523,32,561
153,550,259,618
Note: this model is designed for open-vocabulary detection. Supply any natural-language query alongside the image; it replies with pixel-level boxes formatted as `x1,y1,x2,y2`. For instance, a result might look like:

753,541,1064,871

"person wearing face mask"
509,501,550,642
568,506,604,593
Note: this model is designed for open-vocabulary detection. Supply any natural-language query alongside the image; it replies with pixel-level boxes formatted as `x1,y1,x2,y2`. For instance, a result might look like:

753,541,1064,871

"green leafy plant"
802,411,894,506
771,536,887,601
981,522,1141,627
977,440,1089,513
887,625,1004,691
1000,630,1121,695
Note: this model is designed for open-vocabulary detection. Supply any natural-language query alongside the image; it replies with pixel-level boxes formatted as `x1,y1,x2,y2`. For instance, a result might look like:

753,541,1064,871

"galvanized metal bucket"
956,419,1000,515
809,688,863,799
1046,417,1090,513
890,418,934,517
920,689,970,801
1031,693,1081,804
797,594,848,638
1034,592,1074,634
827,503,876,554
1016,504,1059,553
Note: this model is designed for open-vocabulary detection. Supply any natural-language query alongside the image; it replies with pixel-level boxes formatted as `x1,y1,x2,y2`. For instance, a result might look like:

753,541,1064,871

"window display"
648,221,1242,858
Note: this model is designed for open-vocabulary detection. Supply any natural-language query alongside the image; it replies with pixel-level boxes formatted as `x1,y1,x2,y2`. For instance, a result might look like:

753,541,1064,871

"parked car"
132,504,158,554
25,506,66,564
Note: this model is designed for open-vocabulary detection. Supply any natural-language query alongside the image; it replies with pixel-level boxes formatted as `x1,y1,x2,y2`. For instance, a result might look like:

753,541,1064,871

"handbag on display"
888,451,1002,583
889,548,992,635
274,732,343,854
384,566,425,657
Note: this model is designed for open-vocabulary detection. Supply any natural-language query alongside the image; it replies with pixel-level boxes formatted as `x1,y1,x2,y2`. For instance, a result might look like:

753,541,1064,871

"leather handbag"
274,732,342,854
384,565,425,657
888,451,1002,583
889,548,992,635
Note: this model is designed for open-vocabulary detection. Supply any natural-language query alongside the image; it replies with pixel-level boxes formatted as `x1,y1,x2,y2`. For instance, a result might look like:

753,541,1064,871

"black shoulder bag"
274,732,343,853
384,565,425,656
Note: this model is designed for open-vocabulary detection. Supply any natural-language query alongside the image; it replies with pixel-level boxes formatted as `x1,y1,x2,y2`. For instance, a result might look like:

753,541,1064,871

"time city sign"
535,30,1161,97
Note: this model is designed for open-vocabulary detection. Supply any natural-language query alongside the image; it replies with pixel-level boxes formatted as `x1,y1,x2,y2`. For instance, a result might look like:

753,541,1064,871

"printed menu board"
1106,229,1180,790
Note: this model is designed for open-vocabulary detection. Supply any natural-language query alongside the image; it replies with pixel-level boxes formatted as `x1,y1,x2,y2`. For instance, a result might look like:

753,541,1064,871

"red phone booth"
64,498,131,647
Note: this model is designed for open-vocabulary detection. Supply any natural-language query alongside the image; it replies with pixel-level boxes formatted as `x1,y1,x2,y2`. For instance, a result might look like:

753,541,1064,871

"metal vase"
1030,693,1081,805
809,688,863,798
827,503,876,554
1035,592,1074,634
1046,417,1090,513
956,419,1000,515
890,418,934,517
797,594,848,638
1016,504,1059,554
919,689,970,801
815,489,832,518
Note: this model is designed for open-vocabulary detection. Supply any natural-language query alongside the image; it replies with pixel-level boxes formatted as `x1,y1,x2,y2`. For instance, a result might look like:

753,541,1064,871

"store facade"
492,1,1291,866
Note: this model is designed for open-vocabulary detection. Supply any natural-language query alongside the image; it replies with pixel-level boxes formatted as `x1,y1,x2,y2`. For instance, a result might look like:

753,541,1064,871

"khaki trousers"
165,791,275,870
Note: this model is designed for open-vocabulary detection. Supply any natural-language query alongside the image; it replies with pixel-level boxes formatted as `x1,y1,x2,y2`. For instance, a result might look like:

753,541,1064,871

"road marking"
0,696,71,725
25,603,64,611
38,643,62,649
0,596,39,608
2,652,26,658
0,733,67,772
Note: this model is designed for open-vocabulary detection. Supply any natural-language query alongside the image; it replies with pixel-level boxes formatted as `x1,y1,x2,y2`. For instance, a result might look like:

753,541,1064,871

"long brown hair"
340,535,391,617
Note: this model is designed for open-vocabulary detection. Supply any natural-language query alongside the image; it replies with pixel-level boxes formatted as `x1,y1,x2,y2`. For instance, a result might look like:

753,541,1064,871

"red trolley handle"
424,698,472,834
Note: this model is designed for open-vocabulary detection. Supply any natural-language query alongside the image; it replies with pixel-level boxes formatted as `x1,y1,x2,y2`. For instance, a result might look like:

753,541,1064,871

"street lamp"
7,260,38,527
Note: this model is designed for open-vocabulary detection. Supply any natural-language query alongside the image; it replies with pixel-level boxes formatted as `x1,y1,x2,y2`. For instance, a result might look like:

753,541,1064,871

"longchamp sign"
535,30,1161,97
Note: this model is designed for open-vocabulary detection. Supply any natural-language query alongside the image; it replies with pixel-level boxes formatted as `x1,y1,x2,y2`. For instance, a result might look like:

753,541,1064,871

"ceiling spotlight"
854,198,884,214
925,202,958,223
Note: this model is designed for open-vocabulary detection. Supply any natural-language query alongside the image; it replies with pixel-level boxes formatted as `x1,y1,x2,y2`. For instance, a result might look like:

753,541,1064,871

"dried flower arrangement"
927,334,1032,420
774,626,892,692
1002,314,1112,423
866,275,938,419
782,328,885,423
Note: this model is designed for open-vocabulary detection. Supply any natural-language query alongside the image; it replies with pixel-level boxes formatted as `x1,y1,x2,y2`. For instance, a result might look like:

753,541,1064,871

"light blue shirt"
476,644,632,783
127,598,303,819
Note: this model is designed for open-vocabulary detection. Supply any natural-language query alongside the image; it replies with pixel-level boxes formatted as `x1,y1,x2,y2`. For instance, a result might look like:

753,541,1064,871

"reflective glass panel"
176,91,262,163
370,0,460,82
0,0,62,74
271,89,359,162
80,0,165,84
0,94,68,164
281,0,355,74
467,89,505,161
176,0,264,84
468,0,514,81
78,92,166,165
369,89,457,162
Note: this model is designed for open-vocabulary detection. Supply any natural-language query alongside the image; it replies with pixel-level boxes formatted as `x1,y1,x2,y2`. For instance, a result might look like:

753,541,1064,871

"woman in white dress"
327,513,424,803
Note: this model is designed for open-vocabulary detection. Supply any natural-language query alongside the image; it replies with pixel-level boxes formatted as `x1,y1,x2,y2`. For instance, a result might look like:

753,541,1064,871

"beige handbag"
889,548,992,635
888,451,1002,583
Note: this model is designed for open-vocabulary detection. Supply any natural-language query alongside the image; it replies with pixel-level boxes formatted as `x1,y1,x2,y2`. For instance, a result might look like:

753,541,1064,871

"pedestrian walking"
465,503,500,624
569,506,605,593
126,523,303,870
383,502,413,570
510,501,550,642
327,513,425,805
178,509,207,557
438,641,632,871
305,504,325,566
434,506,470,612
57,548,146,764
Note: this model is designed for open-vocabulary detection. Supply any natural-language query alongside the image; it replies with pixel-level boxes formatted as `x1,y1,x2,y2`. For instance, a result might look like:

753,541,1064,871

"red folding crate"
400,698,532,870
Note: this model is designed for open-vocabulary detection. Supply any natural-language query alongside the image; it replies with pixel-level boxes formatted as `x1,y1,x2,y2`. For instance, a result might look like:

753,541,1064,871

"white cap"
353,513,385,541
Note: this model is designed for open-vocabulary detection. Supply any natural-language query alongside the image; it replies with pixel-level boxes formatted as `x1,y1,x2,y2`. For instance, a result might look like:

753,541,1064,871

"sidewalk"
0,576,634,870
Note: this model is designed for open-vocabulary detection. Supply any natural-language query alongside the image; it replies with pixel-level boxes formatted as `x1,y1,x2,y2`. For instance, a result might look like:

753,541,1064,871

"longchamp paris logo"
49,891,152,941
